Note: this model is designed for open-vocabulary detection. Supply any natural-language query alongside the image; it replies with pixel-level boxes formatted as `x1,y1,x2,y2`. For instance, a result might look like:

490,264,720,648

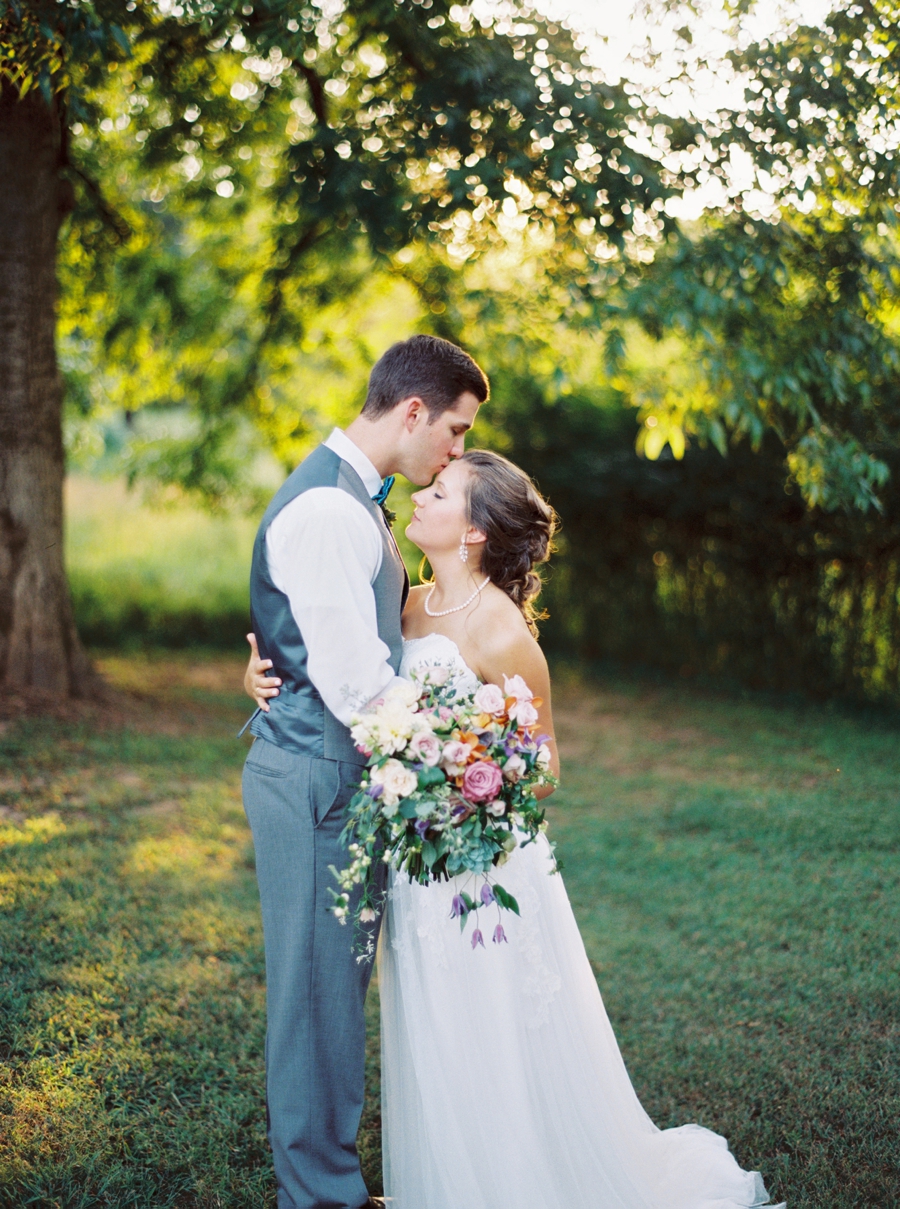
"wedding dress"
378,632,784,1209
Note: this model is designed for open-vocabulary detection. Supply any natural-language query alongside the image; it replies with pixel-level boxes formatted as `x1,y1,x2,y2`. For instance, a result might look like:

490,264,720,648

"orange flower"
456,730,487,760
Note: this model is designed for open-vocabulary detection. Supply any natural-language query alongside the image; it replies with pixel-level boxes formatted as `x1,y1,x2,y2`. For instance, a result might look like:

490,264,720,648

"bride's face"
407,461,477,556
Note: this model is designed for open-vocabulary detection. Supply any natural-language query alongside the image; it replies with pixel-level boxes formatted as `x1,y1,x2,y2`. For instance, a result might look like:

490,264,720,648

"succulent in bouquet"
329,666,558,959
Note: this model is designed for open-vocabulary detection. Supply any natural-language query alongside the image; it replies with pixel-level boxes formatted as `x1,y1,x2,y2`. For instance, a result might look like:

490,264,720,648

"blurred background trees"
1,0,692,693
2,0,899,703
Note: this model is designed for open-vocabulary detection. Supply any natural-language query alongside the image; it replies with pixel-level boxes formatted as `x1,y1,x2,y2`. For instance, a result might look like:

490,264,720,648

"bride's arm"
244,632,282,712
475,630,560,797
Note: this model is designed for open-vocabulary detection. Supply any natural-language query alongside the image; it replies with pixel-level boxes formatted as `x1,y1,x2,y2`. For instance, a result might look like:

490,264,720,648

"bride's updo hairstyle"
459,450,557,636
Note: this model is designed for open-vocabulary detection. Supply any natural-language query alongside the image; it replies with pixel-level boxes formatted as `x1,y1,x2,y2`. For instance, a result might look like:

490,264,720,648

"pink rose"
503,674,533,702
462,760,504,803
473,682,506,716
409,731,442,766
509,699,539,727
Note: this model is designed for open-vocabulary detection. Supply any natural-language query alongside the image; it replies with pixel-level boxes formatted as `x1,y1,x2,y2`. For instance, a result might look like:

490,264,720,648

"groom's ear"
400,396,426,431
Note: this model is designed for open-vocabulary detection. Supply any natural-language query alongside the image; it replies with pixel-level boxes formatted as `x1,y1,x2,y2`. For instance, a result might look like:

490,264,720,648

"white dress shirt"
265,428,406,726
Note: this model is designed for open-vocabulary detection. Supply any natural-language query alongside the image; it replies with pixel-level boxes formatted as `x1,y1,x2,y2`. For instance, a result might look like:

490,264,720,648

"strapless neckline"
403,631,461,650
399,632,481,698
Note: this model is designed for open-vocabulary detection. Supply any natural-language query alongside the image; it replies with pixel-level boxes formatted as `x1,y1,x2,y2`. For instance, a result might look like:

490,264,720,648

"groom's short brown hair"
361,335,489,420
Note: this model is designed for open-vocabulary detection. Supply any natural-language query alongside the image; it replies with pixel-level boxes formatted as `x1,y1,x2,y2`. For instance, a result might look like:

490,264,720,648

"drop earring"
458,537,469,563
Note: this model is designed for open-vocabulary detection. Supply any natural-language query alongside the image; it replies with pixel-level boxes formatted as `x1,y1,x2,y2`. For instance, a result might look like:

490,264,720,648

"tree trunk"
0,88,97,698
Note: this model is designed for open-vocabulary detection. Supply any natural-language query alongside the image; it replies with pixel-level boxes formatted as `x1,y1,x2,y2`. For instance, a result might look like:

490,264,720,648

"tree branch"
262,219,323,326
239,219,324,407
297,63,326,126
68,164,132,242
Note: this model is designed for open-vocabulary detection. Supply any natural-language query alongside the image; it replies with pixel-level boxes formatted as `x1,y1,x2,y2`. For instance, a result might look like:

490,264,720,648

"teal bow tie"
372,475,395,507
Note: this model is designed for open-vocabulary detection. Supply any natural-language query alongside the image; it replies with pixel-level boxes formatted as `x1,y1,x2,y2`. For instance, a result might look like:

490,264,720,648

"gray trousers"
242,738,383,1209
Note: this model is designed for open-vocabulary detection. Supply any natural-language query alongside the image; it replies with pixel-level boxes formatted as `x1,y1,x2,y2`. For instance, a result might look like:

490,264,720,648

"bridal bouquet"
330,667,557,956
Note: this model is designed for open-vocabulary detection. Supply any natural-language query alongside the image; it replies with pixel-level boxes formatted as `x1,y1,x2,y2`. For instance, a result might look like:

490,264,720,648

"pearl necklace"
424,576,491,617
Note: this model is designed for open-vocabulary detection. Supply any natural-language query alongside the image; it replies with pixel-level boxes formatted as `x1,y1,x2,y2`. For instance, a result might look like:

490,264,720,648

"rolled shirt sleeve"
266,486,406,726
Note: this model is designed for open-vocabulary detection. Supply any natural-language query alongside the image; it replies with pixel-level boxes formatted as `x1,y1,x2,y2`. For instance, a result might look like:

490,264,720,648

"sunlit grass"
0,656,897,1205
65,477,257,648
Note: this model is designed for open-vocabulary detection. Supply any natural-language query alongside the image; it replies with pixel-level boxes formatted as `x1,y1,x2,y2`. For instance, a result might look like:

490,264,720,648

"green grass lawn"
1,657,897,1207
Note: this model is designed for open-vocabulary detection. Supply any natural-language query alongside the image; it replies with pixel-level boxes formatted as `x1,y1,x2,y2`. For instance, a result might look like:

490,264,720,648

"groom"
241,334,489,1209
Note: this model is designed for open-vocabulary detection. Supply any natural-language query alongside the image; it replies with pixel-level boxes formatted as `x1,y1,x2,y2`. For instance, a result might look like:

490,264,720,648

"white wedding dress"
378,633,784,1209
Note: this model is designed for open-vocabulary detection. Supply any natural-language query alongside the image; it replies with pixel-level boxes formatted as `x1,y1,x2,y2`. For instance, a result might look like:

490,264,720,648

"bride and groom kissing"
240,335,784,1209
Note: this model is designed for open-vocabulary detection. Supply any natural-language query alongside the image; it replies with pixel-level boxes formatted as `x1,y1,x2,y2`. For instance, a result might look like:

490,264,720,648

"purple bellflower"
493,923,508,944
471,928,485,949
450,895,467,919
480,883,495,906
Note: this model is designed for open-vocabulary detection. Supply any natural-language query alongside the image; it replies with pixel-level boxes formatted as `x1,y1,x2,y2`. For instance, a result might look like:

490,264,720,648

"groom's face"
401,391,481,486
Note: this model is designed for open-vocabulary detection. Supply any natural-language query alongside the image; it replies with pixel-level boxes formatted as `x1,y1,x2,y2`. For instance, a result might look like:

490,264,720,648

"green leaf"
417,766,444,789
109,24,132,56
38,66,53,104
492,884,520,915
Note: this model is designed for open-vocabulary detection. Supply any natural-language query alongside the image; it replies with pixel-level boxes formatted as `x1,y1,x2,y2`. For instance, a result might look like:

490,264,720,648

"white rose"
535,743,552,770
503,754,527,782
371,758,419,808
425,665,450,687
485,799,506,817
473,683,506,715
385,680,419,709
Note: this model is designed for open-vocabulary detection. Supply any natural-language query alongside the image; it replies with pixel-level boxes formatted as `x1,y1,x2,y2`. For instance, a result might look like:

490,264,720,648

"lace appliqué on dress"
388,874,451,971
510,880,563,1029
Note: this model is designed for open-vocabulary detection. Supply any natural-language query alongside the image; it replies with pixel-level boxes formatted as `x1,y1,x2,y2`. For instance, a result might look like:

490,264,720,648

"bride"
246,448,784,1209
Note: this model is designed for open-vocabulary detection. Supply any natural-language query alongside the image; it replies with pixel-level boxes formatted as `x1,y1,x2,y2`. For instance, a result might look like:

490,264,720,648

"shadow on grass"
0,654,383,1207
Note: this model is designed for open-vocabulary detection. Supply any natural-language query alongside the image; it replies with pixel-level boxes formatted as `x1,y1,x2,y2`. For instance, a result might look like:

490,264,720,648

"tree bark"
0,88,97,697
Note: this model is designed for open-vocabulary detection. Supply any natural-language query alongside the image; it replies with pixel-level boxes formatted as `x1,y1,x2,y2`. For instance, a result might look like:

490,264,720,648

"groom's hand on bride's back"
244,632,282,711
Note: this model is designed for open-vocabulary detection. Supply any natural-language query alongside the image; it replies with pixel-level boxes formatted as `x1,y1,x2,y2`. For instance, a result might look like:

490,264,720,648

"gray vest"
248,444,408,765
